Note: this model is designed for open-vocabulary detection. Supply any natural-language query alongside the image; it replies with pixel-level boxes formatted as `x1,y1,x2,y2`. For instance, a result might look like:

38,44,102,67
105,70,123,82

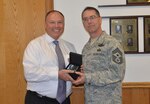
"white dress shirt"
23,33,76,98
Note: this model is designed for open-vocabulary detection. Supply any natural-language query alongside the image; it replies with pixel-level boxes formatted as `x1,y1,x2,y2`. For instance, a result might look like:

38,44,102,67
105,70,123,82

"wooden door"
0,0,53,104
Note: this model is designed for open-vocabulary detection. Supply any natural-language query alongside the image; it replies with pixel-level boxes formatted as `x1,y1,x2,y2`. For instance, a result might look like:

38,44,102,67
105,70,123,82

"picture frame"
127,0,150,5
144,16,150,53
110,17,138,53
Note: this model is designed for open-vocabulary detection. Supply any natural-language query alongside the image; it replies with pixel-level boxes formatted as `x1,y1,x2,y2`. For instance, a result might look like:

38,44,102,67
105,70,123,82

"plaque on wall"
144,16,150,53
127,0,150,5
110,17,138,53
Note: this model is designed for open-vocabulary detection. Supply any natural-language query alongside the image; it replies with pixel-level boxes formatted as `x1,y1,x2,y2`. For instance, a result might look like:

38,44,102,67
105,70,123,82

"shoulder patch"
112,48,123,64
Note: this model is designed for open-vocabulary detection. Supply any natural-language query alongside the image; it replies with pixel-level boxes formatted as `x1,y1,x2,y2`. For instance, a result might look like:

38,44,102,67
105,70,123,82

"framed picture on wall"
127,0,150,5
144,16,150,53
110,17,138,53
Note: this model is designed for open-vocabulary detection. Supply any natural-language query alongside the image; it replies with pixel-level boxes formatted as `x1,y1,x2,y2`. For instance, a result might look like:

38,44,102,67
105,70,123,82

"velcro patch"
112,48,123,64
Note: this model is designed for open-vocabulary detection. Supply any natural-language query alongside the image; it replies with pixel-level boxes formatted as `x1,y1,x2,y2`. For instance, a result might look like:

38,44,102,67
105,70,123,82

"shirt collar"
44,33,61,44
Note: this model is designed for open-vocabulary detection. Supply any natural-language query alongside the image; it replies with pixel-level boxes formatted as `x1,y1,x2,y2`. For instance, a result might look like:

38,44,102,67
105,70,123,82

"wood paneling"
71,86,84,104
0,0,53,104
122,82,150,104
45,0,54,13
70,82,150,104
0,1,4,104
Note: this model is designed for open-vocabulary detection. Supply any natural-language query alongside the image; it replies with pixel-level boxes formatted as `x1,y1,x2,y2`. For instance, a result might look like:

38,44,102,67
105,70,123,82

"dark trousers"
25,90,70,104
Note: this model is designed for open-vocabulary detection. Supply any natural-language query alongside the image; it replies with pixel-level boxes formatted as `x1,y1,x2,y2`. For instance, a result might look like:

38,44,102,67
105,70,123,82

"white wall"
54,0,150,82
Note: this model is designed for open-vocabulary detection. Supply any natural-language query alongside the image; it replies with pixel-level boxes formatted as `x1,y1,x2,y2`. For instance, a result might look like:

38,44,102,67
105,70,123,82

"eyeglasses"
82,15,99,22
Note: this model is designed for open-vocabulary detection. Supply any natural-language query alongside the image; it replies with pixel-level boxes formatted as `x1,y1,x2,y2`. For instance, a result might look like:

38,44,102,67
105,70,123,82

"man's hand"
72,71,85,86
58,69,75,82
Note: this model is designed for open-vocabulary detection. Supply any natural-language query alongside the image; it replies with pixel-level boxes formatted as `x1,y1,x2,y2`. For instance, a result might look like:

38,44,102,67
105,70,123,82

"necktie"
53,40,66,104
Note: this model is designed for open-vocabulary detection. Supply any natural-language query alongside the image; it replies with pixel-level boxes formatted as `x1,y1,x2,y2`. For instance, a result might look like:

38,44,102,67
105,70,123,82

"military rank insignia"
97,48,101,51
112,48,123,64
97,43,104,51
98,43,104,47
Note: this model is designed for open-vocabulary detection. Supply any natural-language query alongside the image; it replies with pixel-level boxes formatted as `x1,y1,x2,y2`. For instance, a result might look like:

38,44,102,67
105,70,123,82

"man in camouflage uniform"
73,7,126,104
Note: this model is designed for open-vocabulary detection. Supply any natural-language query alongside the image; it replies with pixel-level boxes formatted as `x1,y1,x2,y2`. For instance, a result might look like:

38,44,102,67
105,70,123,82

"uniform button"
88,82,91,85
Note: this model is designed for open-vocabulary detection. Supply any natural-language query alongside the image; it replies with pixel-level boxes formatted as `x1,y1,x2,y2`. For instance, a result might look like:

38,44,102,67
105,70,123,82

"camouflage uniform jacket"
82,31,126,104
